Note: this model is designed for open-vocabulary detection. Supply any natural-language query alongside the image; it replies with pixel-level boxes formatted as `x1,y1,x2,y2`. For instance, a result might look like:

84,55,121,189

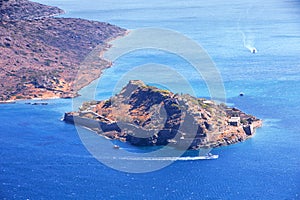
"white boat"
197,153,219,160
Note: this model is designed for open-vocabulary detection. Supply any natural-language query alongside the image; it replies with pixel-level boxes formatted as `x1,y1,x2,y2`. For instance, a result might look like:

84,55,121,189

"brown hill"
64,80,262,149
0,0,64,20
0,0,126,101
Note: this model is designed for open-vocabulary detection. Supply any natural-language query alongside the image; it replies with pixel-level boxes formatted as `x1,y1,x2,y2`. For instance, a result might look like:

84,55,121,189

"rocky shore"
0,0,126,102
64,80,262,149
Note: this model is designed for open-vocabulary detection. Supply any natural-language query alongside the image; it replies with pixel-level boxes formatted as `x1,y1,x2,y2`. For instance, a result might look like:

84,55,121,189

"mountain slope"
0,0,126,101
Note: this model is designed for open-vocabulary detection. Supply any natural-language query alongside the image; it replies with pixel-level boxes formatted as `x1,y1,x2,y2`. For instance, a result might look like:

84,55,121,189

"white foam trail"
237,4,257,53
110,156,218,161
242,31,257,53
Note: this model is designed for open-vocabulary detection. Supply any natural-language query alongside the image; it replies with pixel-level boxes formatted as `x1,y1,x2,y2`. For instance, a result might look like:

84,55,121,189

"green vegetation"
171,103,180,109
201,103,208,109
241,119,247,125
159,89,170,95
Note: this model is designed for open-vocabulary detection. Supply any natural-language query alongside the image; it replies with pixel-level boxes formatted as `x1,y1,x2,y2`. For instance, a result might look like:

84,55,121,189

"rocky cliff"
65,80,262,149
0,0,126,101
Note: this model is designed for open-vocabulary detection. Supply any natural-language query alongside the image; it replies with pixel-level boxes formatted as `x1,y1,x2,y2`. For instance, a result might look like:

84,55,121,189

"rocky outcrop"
0,0,126,101
64,80,262,149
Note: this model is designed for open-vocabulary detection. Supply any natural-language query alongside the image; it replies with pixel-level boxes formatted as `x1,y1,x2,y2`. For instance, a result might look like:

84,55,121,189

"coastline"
66,116,262,150
65,113,263,150
0,1,128,104
0,31,127,104
99,30,130,59
74,30,130,96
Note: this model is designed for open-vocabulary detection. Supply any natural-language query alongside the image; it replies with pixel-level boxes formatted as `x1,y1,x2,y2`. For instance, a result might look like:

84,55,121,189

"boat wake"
111,155,219,161
237,5,258,54
240,29,257,53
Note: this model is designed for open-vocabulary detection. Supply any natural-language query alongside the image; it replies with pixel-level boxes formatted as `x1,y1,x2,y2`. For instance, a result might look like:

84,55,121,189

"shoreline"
0,30,130,104
99,30,130,59
2,30,128,104
0,0,127,103
74,30,130,96
0,26,128,104
69,118,262,150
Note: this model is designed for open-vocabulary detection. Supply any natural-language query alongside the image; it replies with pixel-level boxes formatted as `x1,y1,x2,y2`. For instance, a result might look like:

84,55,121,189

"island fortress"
64,80,262,149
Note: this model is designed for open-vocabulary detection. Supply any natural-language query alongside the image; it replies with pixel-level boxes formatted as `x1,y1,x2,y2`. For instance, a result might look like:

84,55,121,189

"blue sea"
1,0,300,199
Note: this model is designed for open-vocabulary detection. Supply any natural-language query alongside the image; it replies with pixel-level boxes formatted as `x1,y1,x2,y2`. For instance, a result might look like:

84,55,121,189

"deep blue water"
1,0,300,199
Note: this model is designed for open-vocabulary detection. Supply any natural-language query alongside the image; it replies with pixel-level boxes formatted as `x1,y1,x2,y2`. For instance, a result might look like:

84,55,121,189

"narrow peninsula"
64,80,262,149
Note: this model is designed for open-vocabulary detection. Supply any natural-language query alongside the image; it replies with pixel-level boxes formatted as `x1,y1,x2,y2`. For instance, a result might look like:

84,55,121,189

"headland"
0,0,126,102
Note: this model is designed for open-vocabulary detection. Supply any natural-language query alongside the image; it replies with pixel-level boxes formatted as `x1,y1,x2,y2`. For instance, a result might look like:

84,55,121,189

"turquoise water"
1,0,300,199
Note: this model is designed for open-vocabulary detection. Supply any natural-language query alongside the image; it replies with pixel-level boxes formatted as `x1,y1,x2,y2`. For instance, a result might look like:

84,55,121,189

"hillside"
0,0,126,101
0,0,64,20
64,80,262,149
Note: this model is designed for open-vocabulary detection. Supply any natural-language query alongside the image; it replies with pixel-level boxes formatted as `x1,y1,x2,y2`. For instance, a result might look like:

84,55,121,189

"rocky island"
64,80,262,149
0,0,126,102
